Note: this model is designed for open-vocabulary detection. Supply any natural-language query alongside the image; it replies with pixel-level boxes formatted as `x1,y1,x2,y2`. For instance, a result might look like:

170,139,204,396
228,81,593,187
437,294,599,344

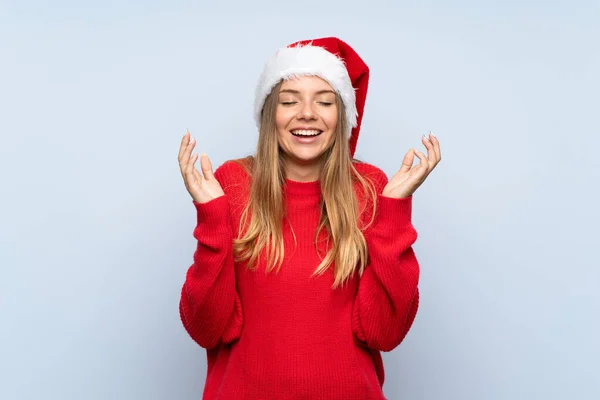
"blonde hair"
232,80,378,289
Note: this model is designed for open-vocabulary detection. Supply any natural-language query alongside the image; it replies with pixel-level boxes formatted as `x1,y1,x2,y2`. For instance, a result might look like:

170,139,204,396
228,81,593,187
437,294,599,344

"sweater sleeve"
351,170,420,352
179,166,243,349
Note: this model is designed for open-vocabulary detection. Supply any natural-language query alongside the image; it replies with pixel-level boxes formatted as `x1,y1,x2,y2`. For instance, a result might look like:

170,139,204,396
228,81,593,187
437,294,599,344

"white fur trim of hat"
254,43,358,137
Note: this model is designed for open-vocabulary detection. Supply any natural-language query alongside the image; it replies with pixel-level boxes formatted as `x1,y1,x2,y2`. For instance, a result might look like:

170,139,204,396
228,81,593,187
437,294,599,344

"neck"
281,155,325,182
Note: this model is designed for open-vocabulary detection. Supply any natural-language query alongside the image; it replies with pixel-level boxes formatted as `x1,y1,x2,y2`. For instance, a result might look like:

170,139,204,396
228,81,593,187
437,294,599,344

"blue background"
1,1,599,399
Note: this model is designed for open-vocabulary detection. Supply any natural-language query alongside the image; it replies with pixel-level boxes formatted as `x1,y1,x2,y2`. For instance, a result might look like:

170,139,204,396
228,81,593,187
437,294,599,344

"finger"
183,135,196,162
399,149,415,174
430,132,441,163
181,137,197,176
178,130,190,161
179,130,195,162
180,135,192,172
179,136,196,175
413,149,430,174
425,131,440,165
200,153,215,180
185,152,199,183
421,132,436,162
192,166,203,186
421,133,433,150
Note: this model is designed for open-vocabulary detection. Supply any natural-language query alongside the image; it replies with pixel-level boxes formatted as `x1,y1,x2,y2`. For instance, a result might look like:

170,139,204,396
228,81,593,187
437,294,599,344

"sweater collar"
284,178,321,197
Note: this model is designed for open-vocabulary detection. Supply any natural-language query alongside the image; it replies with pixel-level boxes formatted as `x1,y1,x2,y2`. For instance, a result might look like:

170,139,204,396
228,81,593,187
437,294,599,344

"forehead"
280,75,335,93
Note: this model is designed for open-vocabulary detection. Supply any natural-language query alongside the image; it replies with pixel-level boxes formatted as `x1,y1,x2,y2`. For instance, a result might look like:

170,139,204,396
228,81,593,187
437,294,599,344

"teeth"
291,129,321,136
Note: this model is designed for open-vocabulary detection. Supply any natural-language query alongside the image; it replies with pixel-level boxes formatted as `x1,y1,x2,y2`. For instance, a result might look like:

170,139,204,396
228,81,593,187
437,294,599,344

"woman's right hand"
178,130,225,204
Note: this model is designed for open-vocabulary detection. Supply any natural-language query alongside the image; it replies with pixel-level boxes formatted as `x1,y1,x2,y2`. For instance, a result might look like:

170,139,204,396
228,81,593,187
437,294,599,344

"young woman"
177,37,441,400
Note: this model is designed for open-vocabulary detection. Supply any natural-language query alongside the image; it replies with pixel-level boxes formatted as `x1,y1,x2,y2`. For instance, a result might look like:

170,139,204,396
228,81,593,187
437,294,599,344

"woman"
177,37,441,400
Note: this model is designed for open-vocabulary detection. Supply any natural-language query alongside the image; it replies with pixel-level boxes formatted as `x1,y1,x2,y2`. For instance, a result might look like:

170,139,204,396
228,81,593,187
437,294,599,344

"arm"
351,172,420,352
179,166,243,349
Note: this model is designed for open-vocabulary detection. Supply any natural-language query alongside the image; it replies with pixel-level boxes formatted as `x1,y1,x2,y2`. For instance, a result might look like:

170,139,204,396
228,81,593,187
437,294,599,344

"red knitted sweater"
179,160,420,400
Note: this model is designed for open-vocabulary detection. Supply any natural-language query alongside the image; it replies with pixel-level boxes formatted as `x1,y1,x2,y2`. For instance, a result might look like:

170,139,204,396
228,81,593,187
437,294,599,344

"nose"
297,101,317,121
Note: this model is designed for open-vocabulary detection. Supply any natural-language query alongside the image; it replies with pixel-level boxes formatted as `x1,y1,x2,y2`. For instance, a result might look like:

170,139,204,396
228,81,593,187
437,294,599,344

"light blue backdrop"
1,1,599,399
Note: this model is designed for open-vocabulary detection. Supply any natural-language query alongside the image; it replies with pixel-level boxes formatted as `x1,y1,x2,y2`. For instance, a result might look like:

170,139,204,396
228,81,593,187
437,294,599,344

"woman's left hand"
382,132,442,199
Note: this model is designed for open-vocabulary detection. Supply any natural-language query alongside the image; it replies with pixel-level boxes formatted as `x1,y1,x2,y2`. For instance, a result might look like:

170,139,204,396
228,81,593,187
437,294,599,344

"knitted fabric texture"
179,160,420,400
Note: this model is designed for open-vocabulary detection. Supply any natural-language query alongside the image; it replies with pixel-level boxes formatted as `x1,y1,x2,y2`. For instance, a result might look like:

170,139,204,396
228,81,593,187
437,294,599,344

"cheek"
274,110,284,132
323,108,338,132
275,106,292,132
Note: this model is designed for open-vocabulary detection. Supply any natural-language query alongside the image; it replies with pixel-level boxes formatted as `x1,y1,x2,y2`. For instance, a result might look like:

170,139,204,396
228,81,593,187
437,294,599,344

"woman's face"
275,76,338,171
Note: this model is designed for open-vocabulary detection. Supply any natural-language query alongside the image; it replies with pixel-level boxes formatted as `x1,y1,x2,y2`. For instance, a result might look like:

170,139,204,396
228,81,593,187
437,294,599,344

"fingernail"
422,134,430,141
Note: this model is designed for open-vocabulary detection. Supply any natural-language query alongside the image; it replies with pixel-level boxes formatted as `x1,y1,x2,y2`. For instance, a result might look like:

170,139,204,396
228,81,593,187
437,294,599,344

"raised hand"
177,130,225,204
382,131,442,199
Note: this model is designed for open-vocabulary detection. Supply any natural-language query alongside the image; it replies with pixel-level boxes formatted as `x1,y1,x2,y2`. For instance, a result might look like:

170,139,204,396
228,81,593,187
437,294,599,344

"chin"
289,148,327,162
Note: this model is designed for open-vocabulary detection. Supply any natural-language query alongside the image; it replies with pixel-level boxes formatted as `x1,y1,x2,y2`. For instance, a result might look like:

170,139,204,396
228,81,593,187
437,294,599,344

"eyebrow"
279,89,336,95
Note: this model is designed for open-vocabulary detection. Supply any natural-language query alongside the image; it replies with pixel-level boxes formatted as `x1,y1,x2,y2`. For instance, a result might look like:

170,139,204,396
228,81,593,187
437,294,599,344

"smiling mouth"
291,129,323,137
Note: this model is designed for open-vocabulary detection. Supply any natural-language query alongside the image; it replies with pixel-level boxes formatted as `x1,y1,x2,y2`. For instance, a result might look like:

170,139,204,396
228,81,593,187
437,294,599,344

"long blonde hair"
232,80,378,289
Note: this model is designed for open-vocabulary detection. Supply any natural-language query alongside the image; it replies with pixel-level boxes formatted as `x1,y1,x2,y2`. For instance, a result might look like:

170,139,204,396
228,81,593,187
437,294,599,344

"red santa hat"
254,37,369,157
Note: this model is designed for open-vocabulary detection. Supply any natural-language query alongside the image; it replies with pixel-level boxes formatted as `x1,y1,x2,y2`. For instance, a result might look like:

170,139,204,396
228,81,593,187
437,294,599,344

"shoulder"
214,156,253,199
352,159,388,193
214,157,252,183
